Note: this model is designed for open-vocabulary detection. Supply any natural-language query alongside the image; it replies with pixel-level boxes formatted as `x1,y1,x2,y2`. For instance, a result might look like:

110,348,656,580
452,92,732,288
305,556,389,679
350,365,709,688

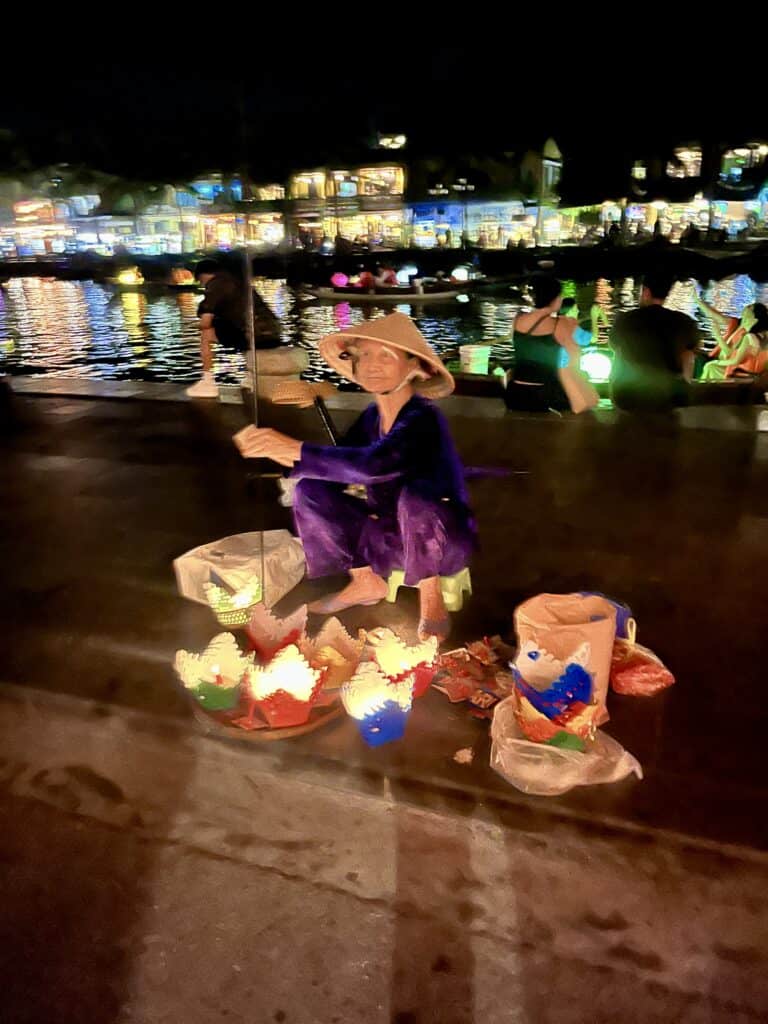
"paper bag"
518,589,618,724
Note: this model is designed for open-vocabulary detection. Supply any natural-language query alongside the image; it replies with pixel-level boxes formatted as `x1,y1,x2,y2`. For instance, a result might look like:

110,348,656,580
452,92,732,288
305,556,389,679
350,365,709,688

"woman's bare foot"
417,576,450,642
308,567,388,615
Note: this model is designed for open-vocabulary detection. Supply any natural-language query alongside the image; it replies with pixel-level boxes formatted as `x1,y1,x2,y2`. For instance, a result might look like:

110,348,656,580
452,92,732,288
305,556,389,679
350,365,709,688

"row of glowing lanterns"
116,267,196,287
174,579,438,745
331,263,471,288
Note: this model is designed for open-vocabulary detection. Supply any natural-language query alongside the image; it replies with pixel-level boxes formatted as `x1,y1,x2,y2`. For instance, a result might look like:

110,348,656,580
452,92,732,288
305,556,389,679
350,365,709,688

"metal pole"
242,245,258,427
313,396,340,445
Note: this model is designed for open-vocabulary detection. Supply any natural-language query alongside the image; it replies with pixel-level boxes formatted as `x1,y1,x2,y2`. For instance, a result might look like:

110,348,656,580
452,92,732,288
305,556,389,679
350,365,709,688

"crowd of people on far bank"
505,270,768,414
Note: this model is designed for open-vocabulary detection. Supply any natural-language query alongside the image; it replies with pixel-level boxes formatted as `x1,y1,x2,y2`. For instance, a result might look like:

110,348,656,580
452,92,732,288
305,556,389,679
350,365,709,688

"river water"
0,275,764,385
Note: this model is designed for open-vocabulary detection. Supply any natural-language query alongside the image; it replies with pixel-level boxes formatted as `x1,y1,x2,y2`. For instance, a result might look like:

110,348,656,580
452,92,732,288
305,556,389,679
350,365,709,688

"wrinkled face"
740,304,757,332
348,339,416,394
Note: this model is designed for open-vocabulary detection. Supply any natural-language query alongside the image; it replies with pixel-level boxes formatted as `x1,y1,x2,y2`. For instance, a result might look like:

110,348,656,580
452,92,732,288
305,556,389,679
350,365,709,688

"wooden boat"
306,283,463,304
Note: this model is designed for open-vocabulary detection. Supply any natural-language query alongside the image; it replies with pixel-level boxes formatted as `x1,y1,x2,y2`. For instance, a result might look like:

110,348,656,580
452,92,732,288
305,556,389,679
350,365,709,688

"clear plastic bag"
490,696,642,796
174,530,305,609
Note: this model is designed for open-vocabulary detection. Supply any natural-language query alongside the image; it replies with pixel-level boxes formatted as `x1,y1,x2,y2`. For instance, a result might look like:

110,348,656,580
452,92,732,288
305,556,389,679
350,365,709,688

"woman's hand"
233,426,303,467
690,281,704,306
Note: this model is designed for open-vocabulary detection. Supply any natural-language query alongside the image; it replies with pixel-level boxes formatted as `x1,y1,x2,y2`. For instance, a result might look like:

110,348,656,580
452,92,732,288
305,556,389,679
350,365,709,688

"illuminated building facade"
286,164,407,248
0,136,766,259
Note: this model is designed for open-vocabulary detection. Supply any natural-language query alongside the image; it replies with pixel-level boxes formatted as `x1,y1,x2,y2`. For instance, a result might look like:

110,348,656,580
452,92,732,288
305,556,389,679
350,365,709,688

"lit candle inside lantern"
246,644,324,729
204,578,263,628
341,662,414,746
174,633,252,712
248,644,321,701
366,627,439,698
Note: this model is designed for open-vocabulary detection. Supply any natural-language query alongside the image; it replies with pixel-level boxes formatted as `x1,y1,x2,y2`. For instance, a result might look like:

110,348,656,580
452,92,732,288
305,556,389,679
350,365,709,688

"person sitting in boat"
693,290,768,382
233,312,476,642
357,267,376,290
374,264,398,287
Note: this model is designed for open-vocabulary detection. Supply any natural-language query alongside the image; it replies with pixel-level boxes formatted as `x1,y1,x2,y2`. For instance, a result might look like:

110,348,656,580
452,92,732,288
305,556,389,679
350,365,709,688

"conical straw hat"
317,312,454,399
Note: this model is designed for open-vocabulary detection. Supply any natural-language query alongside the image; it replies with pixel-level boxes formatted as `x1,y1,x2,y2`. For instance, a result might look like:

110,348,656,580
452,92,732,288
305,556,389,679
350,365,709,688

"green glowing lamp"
580,347,613,384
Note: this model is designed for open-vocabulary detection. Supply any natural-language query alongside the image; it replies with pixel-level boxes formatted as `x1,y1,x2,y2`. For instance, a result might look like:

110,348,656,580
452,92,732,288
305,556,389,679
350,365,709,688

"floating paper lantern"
170,267,195,285
204,578,262,628
341,662,414,746
174,632,252,711
246,603,308,660
117,267,143,286
366,627,439,698
397,264,418,285
330,272,349,287
246,643,324,728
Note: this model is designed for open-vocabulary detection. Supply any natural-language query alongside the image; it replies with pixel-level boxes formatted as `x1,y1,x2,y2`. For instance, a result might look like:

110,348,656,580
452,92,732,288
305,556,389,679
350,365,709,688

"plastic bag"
174,530,305,609
490,696,642,796
610,639,675,696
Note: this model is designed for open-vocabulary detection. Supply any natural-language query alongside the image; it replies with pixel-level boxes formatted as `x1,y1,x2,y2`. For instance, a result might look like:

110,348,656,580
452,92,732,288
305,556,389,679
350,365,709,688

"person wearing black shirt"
186,258,281,399
610,271,700,411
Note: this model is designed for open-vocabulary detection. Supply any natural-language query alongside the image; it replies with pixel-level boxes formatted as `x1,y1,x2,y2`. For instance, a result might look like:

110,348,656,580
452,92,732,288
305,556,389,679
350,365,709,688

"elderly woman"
233,312,476,641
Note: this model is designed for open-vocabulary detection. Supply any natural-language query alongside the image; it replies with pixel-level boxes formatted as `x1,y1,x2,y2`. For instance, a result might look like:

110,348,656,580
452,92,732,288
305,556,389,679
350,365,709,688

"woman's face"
740,304,757,332
351,339,414,394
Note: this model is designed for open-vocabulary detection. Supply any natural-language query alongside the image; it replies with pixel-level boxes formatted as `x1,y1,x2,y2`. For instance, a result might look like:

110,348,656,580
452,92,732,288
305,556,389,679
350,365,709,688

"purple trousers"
293,480,474,586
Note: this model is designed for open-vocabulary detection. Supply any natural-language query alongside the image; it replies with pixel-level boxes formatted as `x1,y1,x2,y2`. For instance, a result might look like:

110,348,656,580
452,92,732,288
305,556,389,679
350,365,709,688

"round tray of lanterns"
174,586,361,742
173,576,441,746
184,634,347,743
188,680,346,742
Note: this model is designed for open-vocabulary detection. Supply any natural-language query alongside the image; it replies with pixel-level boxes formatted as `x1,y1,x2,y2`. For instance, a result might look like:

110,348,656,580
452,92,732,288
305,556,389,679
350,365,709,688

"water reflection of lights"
0,275,752,385
705,275,756,318
333,302,352,330
120,292,147,339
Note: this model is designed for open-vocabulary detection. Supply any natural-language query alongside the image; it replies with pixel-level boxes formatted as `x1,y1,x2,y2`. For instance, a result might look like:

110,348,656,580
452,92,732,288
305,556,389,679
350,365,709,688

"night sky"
0,34,763,193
